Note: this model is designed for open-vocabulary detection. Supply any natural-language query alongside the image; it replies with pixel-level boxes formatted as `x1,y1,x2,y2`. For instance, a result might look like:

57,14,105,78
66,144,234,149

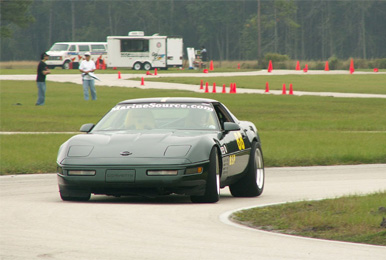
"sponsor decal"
112,103,214,112
220,145,227,155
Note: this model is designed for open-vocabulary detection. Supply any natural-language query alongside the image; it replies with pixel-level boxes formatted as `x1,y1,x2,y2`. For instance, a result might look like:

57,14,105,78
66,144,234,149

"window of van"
69,45,76,51
79,45,90,52
50,44,69,51
121,40,149,52
91,44,106,51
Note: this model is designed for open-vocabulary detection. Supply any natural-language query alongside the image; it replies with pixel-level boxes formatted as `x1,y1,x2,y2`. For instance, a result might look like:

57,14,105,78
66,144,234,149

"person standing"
36,52,51,106
79,52,97,100
200,46,207,62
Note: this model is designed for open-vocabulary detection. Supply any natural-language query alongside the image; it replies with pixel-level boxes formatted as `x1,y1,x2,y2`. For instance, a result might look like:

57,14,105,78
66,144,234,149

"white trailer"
107,32,183,70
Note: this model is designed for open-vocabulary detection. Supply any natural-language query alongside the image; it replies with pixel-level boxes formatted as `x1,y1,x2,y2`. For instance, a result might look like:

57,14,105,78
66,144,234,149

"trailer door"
167,37,183,67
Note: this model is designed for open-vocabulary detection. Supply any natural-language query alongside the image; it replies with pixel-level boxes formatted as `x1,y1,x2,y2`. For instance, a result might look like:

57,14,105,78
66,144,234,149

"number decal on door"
234,132,245,150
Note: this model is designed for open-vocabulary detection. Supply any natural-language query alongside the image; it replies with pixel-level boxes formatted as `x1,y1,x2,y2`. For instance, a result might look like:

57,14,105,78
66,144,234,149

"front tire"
133,62,142,70
229,142,264,197
191,147,220,203
62,61,70,70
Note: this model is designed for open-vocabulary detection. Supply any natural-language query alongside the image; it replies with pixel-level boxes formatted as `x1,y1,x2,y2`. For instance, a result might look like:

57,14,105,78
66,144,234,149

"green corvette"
57,97,264,203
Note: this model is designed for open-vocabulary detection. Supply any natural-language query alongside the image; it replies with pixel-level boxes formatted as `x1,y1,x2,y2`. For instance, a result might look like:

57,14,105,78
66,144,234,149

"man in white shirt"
79,52,97,100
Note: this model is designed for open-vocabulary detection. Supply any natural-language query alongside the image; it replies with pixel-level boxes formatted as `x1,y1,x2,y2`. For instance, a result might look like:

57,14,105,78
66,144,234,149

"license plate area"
106,170,135,183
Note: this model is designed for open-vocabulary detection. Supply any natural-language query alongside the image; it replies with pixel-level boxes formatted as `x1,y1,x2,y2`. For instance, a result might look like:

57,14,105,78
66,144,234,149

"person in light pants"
79,52,97,100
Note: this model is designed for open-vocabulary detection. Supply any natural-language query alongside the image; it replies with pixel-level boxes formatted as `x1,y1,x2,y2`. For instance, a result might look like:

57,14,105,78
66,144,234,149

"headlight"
185,167,203,175
147,170,178,176
68,170,96,176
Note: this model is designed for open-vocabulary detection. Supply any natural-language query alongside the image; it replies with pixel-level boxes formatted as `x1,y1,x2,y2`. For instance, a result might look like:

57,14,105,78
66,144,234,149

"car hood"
58,130,218,166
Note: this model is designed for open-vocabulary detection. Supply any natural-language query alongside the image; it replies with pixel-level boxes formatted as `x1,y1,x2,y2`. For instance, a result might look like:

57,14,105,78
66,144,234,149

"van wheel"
62,61,70,70
143,62,152,71
133,62,142,70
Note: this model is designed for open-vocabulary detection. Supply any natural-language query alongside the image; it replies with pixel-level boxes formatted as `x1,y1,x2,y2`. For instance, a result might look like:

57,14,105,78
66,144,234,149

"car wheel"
133,62,142,70
190,147,220,203
229,142,264,197
143,62,152,71
62,61,70,70
59,188,91,201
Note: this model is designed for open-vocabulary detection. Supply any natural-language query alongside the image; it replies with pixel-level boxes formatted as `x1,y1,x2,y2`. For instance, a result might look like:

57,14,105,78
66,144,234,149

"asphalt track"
1,165,385,260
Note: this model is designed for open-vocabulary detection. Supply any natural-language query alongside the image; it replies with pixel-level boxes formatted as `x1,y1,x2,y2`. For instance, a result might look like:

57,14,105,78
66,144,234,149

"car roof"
118,97,219,104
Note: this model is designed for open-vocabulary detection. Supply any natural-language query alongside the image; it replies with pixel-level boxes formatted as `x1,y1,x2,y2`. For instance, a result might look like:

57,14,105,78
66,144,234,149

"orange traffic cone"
205,82,209,93
325,61,329,71
118,71,121,79
289,83,293,95
268,60,273,72
154,68,158,76
349,59,355,74
265,82,269,93
200,80,204,90
141,77,144,86
237,63,240,69
303,64,308,73
374,68,379,72
229,83,234,93
222,84,226,93
212,82,217,93
282,84,287,95
113,67,117,70
233,83,237,93
296,61,300,71
209,60,214,71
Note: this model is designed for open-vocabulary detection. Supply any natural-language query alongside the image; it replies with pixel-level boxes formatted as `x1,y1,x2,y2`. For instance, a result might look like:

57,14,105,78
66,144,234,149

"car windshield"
49,44,69,51
92,102,220,131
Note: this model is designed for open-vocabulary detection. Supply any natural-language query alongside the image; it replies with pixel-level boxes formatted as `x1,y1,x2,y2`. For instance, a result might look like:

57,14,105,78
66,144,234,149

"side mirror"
80,123,95,133
223,122,240,131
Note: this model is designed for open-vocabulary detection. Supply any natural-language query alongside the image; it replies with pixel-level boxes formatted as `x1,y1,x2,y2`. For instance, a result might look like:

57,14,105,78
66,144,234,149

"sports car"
57,97,264,203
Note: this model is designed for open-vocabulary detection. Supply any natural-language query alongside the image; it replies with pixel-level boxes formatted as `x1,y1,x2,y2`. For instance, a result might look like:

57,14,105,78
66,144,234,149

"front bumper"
57,162,209,197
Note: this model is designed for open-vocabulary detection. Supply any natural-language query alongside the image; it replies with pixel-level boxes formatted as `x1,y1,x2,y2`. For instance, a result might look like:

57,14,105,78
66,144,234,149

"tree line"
1,0,386,63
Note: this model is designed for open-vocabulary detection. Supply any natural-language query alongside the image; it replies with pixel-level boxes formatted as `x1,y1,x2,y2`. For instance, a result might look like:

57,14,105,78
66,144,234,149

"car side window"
214,105,233,129
69,45,76,51
79,45,90,52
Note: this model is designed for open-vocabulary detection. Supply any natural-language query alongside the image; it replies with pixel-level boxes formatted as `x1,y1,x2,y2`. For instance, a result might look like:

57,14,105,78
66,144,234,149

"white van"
46,42,108,69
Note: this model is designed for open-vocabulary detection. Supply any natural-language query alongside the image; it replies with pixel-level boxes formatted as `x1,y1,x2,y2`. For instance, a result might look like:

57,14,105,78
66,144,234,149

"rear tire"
229,142,264,197
190,147,220,203
143,62,152,71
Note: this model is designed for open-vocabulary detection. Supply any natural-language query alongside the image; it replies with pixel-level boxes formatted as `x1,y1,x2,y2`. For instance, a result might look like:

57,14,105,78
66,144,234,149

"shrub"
328,55,340,70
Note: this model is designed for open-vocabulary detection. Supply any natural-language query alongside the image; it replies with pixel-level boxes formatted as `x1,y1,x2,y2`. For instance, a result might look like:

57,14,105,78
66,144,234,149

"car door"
213,103,250,178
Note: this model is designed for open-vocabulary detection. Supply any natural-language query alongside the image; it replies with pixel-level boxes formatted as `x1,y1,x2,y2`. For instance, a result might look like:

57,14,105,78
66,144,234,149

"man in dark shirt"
36,52,51,105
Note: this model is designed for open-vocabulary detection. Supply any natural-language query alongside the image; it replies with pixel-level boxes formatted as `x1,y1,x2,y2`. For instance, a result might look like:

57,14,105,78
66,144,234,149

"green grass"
0,134,73,174
1,80,386,174
231,192,386,246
